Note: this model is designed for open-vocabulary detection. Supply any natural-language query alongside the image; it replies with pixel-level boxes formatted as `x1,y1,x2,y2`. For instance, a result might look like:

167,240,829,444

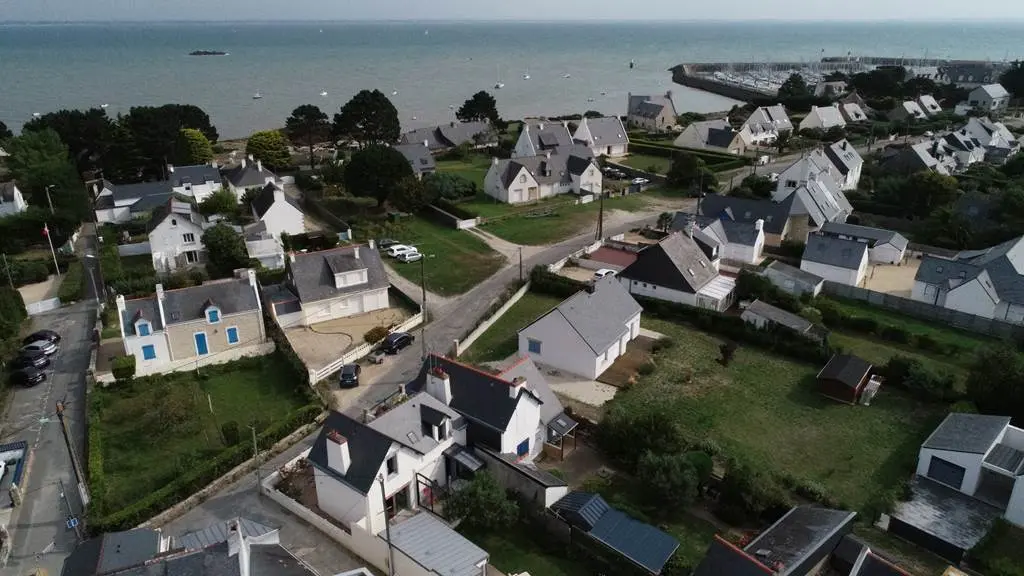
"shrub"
697,437,723,456
365,325,390,344
111,355,136,382
950,400,979,413
685,450,714,483
597,402,685,469
847,316,880,334
880,325,911,343
883,355,960,402
58,261,85,303
637,361,656,376
529,266,587,299
221,421,241,446
717,461,793,525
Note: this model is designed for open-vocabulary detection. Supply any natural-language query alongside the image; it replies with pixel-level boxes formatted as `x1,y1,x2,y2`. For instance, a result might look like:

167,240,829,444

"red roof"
589,247,637,268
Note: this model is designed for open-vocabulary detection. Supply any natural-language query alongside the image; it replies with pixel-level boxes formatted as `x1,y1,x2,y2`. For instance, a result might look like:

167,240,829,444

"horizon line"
4,17,1024,25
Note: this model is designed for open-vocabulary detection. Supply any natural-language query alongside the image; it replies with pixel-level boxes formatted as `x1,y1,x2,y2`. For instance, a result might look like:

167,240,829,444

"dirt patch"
17,275,60,305
863,260,920,297
95,339,126,374
555,265,596,283
286,307,410,371
597,336,657,388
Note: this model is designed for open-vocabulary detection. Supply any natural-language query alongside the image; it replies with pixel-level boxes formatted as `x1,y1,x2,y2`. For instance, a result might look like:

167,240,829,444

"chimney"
755,219,764,231
256,159,263,173
353,245,360,259
509,376,528,399
326,429,352,474
211,160,218,169
248,154,254,161
226,520,252,576
426,366,452,405
665,90,673,99
841,141,848,150
241,157,247,170
272,185,285,204
687,221,695,238
545,150,551,159
492,157,499,166
539,122,545,130
167,164,174,173
156,283,165,301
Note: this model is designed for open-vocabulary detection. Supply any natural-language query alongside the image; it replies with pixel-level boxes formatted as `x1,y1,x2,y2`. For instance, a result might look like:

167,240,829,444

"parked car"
379,332,414,355
10,351,50,370
338,364,361,388
21,340,57,356
22,330,60,346
631,177,649,185
396,251,423,263
10,367,46,387
377,239,400,249
386,244,415,258
593,269,616,280
757,155,771,166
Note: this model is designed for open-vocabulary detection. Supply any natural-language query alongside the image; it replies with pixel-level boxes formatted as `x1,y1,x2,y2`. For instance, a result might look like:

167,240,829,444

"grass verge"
479,194,649,245
389,217,505,296
619,154,671,174
459,292,562,363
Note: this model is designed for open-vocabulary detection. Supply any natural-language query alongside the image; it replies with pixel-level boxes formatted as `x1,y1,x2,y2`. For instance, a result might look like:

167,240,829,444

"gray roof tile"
250,183,301,219
914,235,1024,305
169,164,221,187
308,410,394,494
762,260,824,289
287,245,388,304
161,277,259,326
577,117,628,147
743,299,814,334
891,475,1000,552
820,222,908,251
174,518,276,550
672,212,761,246
817,354,873,389
802,234,867,270
393,143,437,175
367,392,461,455
743,506,856,572
698,195,791,236
532,277,641,355
387,513,488,576
922,413,1010,454
619,232,717,293
498,357,565,427
223,160,276,188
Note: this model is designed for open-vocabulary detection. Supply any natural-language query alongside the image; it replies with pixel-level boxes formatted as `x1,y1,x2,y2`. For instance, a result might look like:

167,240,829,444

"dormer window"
136,321,151,336
206,307,221,323
171,218,177,226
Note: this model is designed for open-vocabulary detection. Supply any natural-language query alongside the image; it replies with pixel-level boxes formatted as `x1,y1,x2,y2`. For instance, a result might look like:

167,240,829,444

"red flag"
42,223,49,237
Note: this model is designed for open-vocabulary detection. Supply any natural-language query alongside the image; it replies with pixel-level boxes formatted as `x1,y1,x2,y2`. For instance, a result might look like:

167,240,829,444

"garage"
927,456,966,490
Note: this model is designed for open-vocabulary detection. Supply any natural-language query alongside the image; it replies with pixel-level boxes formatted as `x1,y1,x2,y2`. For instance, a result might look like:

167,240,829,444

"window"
142,345,156,360
137,322,151,336
386,455,398,476
207,308,220,323
785,179,798,188
519,174,527,183
185,251,198,263
527,338,541,354
183,233,195,243
171,218,177,226
226,327,239,345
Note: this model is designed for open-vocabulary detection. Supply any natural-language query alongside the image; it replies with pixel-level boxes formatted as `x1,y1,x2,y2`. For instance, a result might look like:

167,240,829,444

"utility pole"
251,424,262,496
1,253,13,289
518,247,523,284
379,475,396,576
595,188,604,241
44,185,55,215
419,256,427,359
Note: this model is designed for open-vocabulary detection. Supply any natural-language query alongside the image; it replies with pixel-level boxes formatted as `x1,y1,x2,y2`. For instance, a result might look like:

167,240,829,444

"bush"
9,258,50,286
914,333,940,351
0,287,27,340
883,355,960,402
221,421,241,446
111,355,136,382
880,325,911,343
58,260,85,303
529,266,587,299
637,361,656,376
717,461,793,525
365,325,390,344
597,402,685,469
684,450,714,483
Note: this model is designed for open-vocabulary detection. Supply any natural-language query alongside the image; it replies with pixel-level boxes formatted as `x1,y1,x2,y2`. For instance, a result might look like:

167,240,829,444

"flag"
42,223,49,237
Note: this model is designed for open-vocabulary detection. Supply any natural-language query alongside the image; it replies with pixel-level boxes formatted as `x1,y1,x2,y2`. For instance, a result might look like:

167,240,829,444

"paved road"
1,303,93,576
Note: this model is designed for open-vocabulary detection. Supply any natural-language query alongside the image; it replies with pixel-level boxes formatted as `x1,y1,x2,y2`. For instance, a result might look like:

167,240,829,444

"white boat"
563,73,572,79
392,90,398,96
494,65,504,89
100,103,109,109
32,112,41,117
320,90,328,97
253,92,262,100
523,73,530,80
600,91,607,96
411,116,418,121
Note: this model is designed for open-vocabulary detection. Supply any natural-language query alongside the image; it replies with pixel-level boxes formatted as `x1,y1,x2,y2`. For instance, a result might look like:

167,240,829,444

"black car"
338,364,361,388
10,351,50,370
379,332,414,355
23,329,60,346
10,367,46,387
377,238,400,249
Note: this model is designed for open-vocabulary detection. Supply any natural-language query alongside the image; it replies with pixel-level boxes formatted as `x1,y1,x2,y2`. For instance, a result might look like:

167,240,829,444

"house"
698,195,794,246
760,260,825,297
743,104,793,145
917,94,943,116
819,222,908,264
116,271,267,376
817,353,880,405
941,130,987,169
93,180,175,224
671,212,765,265
673,119,751,154
279,245,390,327
821,139,864,191
912,235,1024,322
839,102,869,124
244,221,286,270
518,276,642,380
513,120,575,158
393,142,437,179
147,198,207,272
813,80,847,98
967,83,1010,113
799,105,846,132
889,100,928,122
166,162,223,203
960,116,1019,164
401,120,496,152
222,155,277,198
939,64,999,88
773,152,854,233
497,357,579,462
573,116,629,157
626,92,678,132
550,492,680,575
62,518,318,576
879,141,955,176
483,152,601,204
0,181,28,217
617,232,737,312
250,182,306,238
694,506,857,576
801,234,869,286
741,299,824,342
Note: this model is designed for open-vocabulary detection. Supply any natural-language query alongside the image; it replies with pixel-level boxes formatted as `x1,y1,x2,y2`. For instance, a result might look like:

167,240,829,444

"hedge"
111,355,136,382
434,198,478,220
89,403,321,533
815,297,966,358
58,260,85,303
0,287,27,341
882,355,961,402
529,265,587,299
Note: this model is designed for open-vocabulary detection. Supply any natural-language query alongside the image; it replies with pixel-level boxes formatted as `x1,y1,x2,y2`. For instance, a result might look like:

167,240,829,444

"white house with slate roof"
912,235,1024,322
801,233,869,286
167,163,223,203
280,245,390,326
819,222,908,264
839,102,869,124
889,100,928,122
116,271,267,376
222,155,278,199
774,150,854,228
822,139,864,191
626,92,678,132
393,142,437,179
917,94,943,116
401,120,496,152
93,180,176,224
513,120,575,159
147,198,207,272
250,182,306,238
799,105,847,131
618,232,737,311
518,277,642,380
572,116,629,158
761,260,825,297
673,119,751,155
968,83,1010,114
484,152,601,204
0,181,27,218
960,116,1020,165
743,104,793,145
671,212,765,265
915,413,1024,527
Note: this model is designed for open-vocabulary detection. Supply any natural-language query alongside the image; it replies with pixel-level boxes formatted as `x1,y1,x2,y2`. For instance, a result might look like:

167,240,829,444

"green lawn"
390,217,505,296
90,353,309,511
463,526,588,576
970,519,1024,576
627,318,945,511
830,332,968,384
480,194,650,245
460,292,562,363
434,156,492,188
620,154,671,174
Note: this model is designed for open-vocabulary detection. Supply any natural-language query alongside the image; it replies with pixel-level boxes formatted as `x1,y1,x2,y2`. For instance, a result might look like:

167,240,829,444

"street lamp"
44,184,56,214
83,254,100,305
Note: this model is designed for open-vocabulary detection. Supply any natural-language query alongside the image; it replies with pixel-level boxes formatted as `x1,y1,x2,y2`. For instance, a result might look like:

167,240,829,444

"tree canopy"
22,108,115,174
123,104,218,178
666,153,718,193
285,104,330,168
444,472,518,533
390,176,429,213
245,130,292,171
4,128,85,214
198,188,241,219
333,89,400,146
999,61,1024,99
201,223,249,279
967,344,1024,426
0,120,11,140
176,128,214,165
456,90,500,124
422,172,477,202
777,73,811,100
343,144,413,207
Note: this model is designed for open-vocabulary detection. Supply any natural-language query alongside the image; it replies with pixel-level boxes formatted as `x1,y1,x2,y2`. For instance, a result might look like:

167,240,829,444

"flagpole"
44,223,61,277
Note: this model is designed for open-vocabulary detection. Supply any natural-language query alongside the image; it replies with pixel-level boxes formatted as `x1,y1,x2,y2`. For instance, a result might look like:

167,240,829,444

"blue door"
194,333,209,356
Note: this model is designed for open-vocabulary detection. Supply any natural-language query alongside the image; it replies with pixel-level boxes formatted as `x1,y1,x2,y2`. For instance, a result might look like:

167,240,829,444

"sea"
2,20,1024,139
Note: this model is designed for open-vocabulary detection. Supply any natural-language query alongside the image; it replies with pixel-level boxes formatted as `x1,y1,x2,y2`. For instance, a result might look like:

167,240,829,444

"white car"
396,251,423,263
386,244,415,258
594,269,616,279
631,177,649,185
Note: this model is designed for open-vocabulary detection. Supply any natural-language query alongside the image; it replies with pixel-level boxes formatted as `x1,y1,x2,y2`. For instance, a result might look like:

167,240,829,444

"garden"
388,216,506,296
478,194,650,245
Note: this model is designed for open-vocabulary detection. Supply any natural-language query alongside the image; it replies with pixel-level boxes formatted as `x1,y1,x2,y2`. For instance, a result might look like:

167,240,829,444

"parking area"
863,259,920,297
555,265,597,283
284,307,412,371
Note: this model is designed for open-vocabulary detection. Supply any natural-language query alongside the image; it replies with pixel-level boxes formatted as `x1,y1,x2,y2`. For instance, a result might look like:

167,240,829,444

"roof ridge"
429,353,516,386
712,535,773,574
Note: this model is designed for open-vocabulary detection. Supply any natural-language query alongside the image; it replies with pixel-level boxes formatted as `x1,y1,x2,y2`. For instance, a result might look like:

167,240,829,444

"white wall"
262,201,306,238
500,395,543,460
96,206,132,223
123,331,172,372
576,164,603,196
945,278,998,319
1006,480,1024,527
997,302,1024,324
801,258,866,287
518,312,599,379
148,215,205,272
916,447,985,495
911,280,943,305
314,467,371,527
620,277,697,307
300,288,390,326
869,244,904,264
174,180,221,203
720,235,765,265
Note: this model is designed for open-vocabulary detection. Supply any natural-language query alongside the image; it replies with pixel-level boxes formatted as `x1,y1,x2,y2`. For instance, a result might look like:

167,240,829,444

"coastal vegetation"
176,127,213,165
285,104,331,168
332,88,401,146
457,90,503,126
245,129,291,170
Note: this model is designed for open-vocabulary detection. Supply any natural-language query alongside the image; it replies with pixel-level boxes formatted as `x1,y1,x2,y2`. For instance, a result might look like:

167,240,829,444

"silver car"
21,339,57,356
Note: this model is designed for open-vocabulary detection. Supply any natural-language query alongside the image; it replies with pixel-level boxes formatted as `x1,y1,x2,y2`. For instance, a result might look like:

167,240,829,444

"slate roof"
894,101,927,120
918,94,942,113
146,198,204,233
806,105,846,129
131,191,178,214
823,139,863,177
672,212,762,247
222,159,276,188
169,164,221,187
577,116,629,147
976,83,1009,99
498,356,565,427
913,235,1024,305
922,413,1010,454
287,245,388,304
635,101,665,119
618,232,717,294
308,410,394,494
693,537,772,576
820,222,908,251
744,104,793,134
744,300,814,334
686,119,737,149
402,121,495,151
780,153,852,224
527,277,641,355
393,143,437,175
762,260,824,289
551,492,680,575
817,354,873,389
61,529,162,576
121,294,164,335
802,234,867,270
110,180,174,203
495,153,595,188
521,121,574,154
0,181,20,203
251,183,302,219
983,443,1024,475
161,277,259,326
891,475,1001,552
175,518,276,550
743,506,856,572
840,102,868,123
367,392,462,455
387,512,488,576
699,195,792,236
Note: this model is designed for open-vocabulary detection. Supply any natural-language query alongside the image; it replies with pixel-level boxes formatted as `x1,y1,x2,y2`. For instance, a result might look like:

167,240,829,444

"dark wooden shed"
817,354,875,405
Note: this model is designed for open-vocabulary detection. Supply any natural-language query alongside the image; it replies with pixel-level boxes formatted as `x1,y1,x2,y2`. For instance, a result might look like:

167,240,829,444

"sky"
2,0,1023,22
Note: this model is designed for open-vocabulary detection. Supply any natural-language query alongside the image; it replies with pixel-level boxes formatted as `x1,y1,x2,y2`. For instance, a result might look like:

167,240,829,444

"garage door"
927,456,966,490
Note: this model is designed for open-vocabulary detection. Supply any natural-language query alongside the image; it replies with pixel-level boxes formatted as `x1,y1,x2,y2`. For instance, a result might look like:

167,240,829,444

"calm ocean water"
2,21,1024,138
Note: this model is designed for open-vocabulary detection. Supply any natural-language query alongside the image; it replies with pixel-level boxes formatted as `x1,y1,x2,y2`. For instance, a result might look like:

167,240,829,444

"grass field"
620,154,671,174
479,194,650,245
464,526,588,576
434,156,491,188
460,292,562,363
625,318,945,511
91,354,309,509
390,217,505,296
830,332,969,384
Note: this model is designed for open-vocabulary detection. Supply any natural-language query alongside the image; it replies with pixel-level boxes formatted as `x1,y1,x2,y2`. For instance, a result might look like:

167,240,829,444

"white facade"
799,105,847,131
618,277,735,312
801,254,868,287
0,183,28,217
484,162,539,204
869,242,906,265
968,84,1010,113
120,318,172,373
720,235,765,265
573,164,603,196
254,187,306,238
298,288,390,326
246,237,286,270
572,117,629,158
483,157,602,205
518,310,640,380
148,211,206,273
